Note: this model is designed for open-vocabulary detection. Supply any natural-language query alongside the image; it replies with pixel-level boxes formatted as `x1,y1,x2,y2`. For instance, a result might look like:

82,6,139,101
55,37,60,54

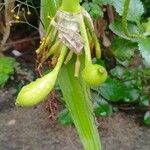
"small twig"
10,20,39,30
16,0,40,9
4,36,39,46
106,5,115,23
118,106,137,111
45,91,59,121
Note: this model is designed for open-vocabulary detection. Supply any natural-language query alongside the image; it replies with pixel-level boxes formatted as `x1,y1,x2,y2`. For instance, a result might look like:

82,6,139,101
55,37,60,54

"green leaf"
144,111,150,125
58,108,73,125
83,2,104,18
117,59,130,67
111,37,137,61
94,97,113,117
82,2,91,12
99,78,128,102
110,66,125,78
109,20,140,41
40,0,61,29
124,89,139,102
0,57,17,87
91,91,113,116
111,0,144,23
95,103,113,117
90,5,103,18
0,74,9,88
139,95,149,106
123,71,134,80
138,37,150,65
94,0,112,5
0,57,16,74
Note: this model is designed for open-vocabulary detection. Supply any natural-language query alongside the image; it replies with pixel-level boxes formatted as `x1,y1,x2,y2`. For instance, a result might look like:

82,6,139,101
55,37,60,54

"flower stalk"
61,0,81,13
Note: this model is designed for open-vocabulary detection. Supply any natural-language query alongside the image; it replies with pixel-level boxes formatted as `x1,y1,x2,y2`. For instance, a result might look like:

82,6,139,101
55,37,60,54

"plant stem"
79,15,92,66
58,56,101,150
61,0,81,13
53,44,68,72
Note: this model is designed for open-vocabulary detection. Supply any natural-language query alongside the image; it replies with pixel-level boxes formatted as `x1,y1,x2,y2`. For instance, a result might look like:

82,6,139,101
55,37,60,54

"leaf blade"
138,37,150,65
111,0,144,23
58,56,101,150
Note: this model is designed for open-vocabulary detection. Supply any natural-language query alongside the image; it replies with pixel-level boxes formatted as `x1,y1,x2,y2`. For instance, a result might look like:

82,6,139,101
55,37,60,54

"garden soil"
0,86,150,150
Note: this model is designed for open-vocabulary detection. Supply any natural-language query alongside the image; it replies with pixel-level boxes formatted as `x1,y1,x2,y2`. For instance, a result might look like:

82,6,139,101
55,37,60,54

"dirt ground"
0,86,150,150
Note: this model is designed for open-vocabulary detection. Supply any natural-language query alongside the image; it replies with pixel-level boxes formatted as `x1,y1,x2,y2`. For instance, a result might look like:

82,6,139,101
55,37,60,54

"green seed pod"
93,34,101,59
16,45,68,107
82,64,108,86
16,70,58,107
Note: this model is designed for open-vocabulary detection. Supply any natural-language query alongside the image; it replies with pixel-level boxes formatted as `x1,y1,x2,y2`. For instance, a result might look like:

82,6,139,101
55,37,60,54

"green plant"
7,0,150,150
110,0,150,125
59,0,150,125
16,0,105,149
0,56,18,87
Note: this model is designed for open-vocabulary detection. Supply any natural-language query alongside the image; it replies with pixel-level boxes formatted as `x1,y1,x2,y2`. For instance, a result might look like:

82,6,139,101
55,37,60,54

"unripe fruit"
82,64,107,86
16,45,67,107
16,70,58,107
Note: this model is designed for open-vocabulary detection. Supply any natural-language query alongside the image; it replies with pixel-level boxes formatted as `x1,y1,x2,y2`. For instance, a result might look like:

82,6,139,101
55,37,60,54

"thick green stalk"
79,15,92,66
53,45,67,72
61,0,81,13
58,56,101,150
